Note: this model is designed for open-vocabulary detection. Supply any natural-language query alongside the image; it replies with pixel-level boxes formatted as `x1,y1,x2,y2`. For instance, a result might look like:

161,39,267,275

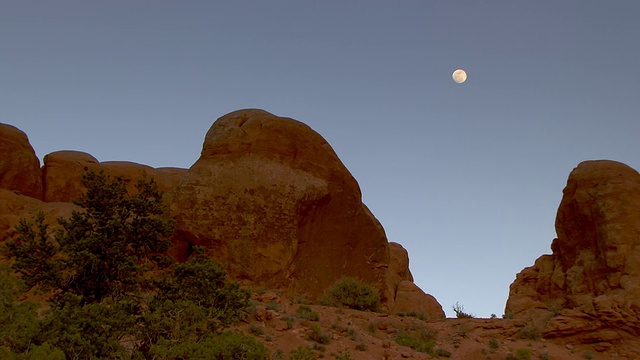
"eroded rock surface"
0,123,43,199
168,109,392,299
42,150,187,202
506,160,640,346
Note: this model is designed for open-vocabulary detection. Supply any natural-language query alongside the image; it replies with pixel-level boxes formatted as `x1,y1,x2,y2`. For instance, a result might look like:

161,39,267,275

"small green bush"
488,338,500,350
355,343,367,351
324,277,380,311
308,324,330,344
290,345,315,360
396,311,427,320
334,349,353,360
435,348,452,358
515,348,533,360
150,331,269,359
295,305,320,321
394,331,435,354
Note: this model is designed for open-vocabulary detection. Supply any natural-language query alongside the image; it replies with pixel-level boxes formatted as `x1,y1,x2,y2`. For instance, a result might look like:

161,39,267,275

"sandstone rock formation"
0,123,43,199
387,242,444,319
506,160,640,347
42,150,187,203
1,114,442,315
167,109,443,313
168,109,391,299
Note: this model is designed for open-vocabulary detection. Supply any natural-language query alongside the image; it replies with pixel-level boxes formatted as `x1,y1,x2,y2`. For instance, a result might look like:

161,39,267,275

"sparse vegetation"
308,324,331,344
517,323,541,340
394,330,436,354
355,343,367,351
435,348,452,358
452,302,474,318
296,304,320,321
290,345,316,360
583,350,595,359
249,322,264,336
489,338,500,350
324,277,381,311
396,311,427,320
538,353,550,360
334,349,353,360
266,300,280,311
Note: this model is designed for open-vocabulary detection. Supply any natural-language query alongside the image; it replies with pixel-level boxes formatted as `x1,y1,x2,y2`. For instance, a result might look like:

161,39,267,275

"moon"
452,69,467,84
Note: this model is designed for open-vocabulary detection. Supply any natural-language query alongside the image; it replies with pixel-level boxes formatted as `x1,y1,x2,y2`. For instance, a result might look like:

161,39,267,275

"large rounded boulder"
168,109,391,299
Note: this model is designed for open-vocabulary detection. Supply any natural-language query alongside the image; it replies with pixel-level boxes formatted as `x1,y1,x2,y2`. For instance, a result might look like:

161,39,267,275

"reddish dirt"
234,289,640,360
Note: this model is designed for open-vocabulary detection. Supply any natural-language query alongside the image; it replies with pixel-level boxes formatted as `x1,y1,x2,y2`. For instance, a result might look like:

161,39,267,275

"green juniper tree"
6,170,174,304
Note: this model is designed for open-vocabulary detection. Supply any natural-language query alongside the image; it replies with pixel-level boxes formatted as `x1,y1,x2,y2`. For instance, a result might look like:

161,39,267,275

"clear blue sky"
2,1,639,317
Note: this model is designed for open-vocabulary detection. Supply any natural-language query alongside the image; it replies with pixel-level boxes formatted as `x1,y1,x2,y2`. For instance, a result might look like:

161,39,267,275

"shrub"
324,277,380,311
308,324,331,344
394,330,436,354
334,349,353,360
435,348,452,358
295,305,320,321
150,331,269,359
355,343,367,351
396,311,427,320
488,337,500,350
452,302,474,318
249,323,264,336
290,345,315,360
515,348,533,360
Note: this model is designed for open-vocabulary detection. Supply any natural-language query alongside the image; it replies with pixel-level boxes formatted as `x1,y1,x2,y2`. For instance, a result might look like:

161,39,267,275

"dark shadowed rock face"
0,123,43,199
168,109,392,300
506,160,640,345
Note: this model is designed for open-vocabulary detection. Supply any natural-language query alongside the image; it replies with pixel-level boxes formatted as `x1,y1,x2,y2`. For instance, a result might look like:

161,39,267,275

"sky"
2,1,640,318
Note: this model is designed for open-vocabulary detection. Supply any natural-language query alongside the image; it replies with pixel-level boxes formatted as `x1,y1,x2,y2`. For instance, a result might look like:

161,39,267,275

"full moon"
452,69,467,84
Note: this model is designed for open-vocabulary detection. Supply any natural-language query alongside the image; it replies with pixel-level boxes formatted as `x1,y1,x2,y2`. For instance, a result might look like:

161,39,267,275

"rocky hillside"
0,109,443,320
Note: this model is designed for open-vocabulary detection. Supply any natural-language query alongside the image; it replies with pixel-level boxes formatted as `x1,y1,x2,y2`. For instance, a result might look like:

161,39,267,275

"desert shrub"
489,337,500,350
295,304,320,321
355,343,367,351
334,349,353,360
266,300,280,311
290,345,316,360
397,311,427,320
249,323,264,336
308,324,330,344
394,330,436,354
538,353,550,360
324,277,380,311
582,350,595,360
282,315,296,329
516,324,541,340
150,331,269,359
452,302,474,318
272,349,285,360
435,348,452,358
514,348,533,360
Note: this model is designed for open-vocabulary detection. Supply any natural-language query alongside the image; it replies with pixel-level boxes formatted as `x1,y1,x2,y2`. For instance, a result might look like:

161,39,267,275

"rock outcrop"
387,242,444,319
0,123,43,199
1,112,442,314
506,160,640,346
42,150,187,203
168,109,393,300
